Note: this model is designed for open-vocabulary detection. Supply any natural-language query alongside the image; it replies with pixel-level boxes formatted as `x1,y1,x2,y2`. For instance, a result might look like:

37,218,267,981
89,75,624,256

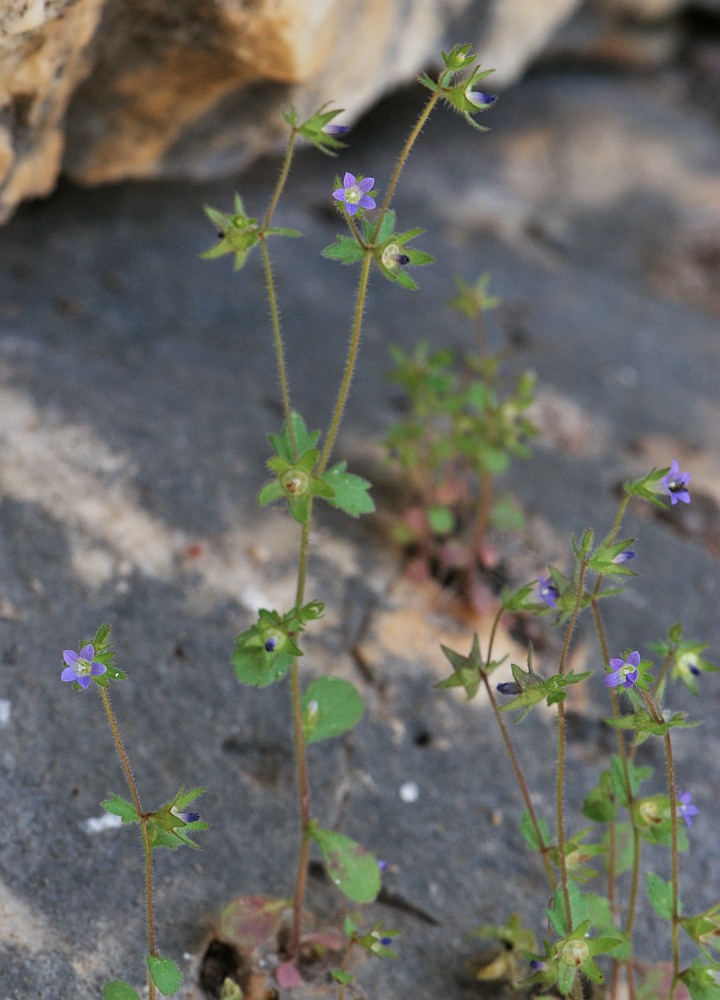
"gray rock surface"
5,0,718,222
0,57,719,999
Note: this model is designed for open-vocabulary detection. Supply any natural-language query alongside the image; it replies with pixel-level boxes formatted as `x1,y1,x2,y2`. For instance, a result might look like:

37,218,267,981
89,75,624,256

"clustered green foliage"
385,273,536,602
56,41,720,1000
437,470,719,999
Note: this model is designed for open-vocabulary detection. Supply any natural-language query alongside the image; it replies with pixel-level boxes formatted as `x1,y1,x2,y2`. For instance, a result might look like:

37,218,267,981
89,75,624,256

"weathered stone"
0,0,590,222
4,0,717,223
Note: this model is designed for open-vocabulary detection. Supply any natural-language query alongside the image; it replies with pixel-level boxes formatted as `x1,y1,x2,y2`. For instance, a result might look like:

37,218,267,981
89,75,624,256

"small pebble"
399,780,419,803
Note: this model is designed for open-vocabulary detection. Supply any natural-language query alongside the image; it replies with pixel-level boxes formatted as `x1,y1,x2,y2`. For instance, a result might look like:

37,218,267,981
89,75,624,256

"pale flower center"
74,657,92,676
344,185,361,204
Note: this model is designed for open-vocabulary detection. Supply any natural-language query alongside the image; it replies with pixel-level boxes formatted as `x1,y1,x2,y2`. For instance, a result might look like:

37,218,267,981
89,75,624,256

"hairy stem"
555,559,588,950
318,252,373,475
483,610,556,888
374,92,440,235
100,688,157,999
259,236,296,454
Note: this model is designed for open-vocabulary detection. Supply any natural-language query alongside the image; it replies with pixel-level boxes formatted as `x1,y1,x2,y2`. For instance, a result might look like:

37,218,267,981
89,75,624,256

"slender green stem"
665,734,682,998
317,252,373,475
100,688,157,1000
259,236,296,454
483,609,556,888
288,654,312,959
374,92,440,237
591,597,639,1000
264,131,298,230
555,559,588,954
639,688,681,999
472,468,494,556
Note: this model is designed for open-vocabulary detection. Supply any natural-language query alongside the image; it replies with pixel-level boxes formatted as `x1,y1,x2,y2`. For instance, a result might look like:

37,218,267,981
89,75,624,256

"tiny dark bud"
265,637,278,652
690,665,701,675
496,682,521,696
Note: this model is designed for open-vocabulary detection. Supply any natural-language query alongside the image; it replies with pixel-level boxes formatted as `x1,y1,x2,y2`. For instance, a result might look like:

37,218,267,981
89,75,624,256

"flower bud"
381,243,410,269
281,468,310,496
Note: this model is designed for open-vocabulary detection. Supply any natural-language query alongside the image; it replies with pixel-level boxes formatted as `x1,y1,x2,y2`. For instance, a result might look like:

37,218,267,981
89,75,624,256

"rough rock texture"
0,0,718,221
0,0,590,221
0,53,720,998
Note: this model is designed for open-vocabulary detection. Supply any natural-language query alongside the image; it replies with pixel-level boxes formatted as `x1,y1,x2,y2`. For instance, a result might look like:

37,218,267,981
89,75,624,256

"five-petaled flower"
61,644,107,689
537,575,559,609
677,790,699,827
604,651,641,690
663,460,691,505
332,172,376,216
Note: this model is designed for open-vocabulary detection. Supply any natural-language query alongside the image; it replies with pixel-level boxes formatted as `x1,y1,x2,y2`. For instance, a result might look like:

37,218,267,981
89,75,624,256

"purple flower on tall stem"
663,460,691,505
604,651,641,690
332,172,376,216
61,644,107,689
537,575,559,609
677,790,699,827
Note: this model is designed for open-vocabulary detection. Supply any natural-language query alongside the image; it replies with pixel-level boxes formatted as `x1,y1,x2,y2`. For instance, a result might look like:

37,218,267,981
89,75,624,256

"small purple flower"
604,651,641,690
332,172,376,216
61,644,107,689
612,549,636,564
677,790,699,827
537,575,559,609
264,636,278,652
663,460,691,505
323,124,349,136
377,858,389,873
497,681,521,696
379,937,394,947
465,86,497,109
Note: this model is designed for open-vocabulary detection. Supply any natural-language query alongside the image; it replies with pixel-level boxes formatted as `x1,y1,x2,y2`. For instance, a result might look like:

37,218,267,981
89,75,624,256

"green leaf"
604,708,701,744
321,462,374,517
102,793,140,825
435,634,499,700
490,495,525,531
232,645,294,688
146,786,208,851
499,666,592,722
547,881,586,937
268,412,320,462
302,676,364,743
104,983,141,1000
265,226,302,238
147,955,182,996
367,209,396,245
428,505,454,535
646,872,675,921
681,959,720,1000
322,235,366,265
332,970,354,984
520,811,551,853
582,770,616,823
309,823,380,903
257,479,284,507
